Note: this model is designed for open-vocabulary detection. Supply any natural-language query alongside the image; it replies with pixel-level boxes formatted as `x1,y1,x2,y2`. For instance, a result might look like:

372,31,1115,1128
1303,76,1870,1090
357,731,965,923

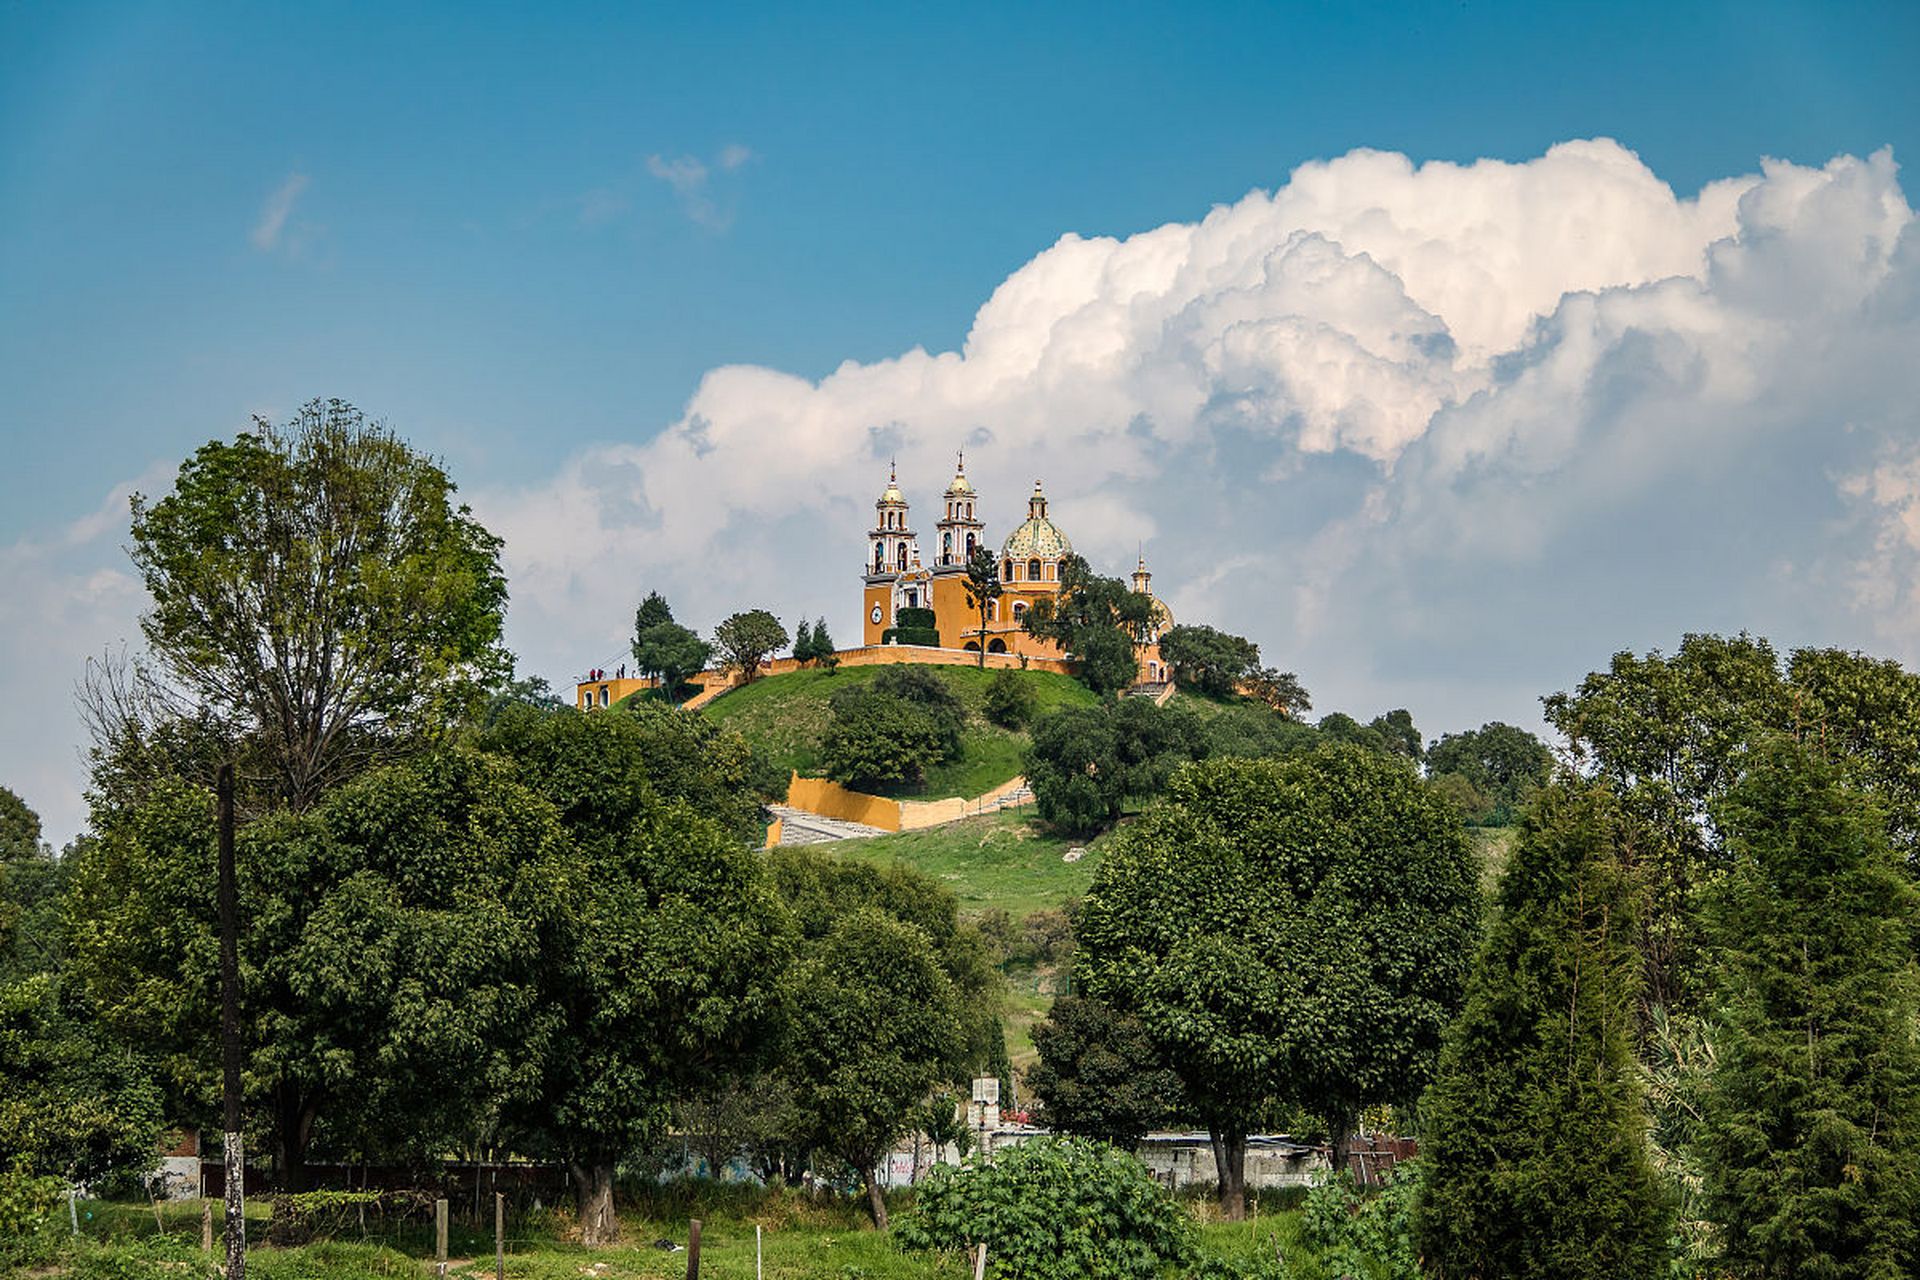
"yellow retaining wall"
785,773,904,832
898,774,1029,830
764,816,784,849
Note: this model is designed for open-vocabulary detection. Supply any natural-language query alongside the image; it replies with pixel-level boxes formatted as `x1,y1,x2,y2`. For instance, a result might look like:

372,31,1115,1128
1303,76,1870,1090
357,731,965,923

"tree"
712,609,788,685
781,908,963,1228
632,622,713,702
1157,625,1260,698
1,838,163,1188
0,787,41,860
962,547,1003,667
822,685,950,790
810,616,837,663
1024,700,1207,835
479,674,564,727
1697,741,1920,1277
984,668,1036,728
1075,748,1479,1218
633,590,674,637
1245,667,1312,717
1023,555,1154,694
1367,709,1423,761
66,751,565,1191
122,399,509,811
1415,782,1672,1279
1028,995,1183,1150
477,697,778,845
629,593,712,701
1544,633,1920,1012
792,619,814,663
1426,721,1554,825
488,715,790,1245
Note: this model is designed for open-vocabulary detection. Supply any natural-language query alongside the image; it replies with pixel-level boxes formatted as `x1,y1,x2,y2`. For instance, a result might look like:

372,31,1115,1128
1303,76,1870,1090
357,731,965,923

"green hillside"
702,662,1100,799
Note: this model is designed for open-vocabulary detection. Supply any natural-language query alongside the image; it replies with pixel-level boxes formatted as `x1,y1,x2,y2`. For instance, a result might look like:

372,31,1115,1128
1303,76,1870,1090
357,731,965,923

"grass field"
702,664,1099,800
36,1189,1325,1280
829,807,1116,920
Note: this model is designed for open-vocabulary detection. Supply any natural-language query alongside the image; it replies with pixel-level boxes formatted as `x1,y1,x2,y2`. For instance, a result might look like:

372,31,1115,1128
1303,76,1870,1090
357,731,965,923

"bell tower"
933,451,986,572
863,462,917,644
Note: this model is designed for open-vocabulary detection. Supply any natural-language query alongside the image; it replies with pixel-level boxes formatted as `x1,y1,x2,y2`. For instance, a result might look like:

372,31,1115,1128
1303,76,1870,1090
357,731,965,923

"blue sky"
4,1,1920,840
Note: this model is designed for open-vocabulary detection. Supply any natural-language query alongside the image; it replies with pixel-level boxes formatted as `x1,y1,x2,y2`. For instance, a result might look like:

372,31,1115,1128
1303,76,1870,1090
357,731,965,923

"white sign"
971,1076,1000,1105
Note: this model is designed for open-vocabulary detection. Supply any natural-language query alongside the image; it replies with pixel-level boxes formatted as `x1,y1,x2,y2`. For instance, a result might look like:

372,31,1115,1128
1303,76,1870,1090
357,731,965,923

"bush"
0,1169,66,1270
1300,1168,1422,1280
897,1136,1193,1279
984,669,1037,728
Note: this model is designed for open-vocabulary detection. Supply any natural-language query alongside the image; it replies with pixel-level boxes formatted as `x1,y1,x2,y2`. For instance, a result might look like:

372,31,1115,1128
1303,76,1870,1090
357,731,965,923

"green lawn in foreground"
49,1191,1319,1279
702,663,1099,800
830,808,1113,920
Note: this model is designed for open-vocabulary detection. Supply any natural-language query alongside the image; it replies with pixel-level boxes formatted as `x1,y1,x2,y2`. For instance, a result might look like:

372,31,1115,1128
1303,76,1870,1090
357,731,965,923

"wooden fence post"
202,1202,213,1251
435,1198,448,1279
973,1241,988,1280
494,1192,505,1280
685,1218,702,1279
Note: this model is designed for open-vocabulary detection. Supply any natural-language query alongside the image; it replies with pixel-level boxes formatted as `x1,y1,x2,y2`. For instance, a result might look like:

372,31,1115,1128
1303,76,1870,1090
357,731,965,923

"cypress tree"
793,618,814,662
1699,740,1920,1279
1415,781,1672,1279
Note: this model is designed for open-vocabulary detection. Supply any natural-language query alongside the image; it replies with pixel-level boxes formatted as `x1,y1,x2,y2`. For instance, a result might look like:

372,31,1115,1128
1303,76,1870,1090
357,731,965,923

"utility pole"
217,764,246,1279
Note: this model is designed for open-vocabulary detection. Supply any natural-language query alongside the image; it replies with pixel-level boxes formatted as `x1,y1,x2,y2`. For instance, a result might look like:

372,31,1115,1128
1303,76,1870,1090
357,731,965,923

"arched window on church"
1028,558,1042,581
1004,558,1014,580
898,543,909,570
943,532,952,561
966,532,976,556
987,599,997,621
874,544,884,572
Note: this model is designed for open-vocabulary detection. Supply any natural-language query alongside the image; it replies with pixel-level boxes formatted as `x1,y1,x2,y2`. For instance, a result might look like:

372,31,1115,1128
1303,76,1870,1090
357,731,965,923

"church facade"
859,457,1173,681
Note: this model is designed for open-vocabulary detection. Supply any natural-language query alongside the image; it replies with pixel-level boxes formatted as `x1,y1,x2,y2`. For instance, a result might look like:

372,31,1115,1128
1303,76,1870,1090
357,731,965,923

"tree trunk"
1329,1108,1360,1183
276,1087,320,1193
1209,1127,1247,1221
570,1162,619,1247
863,1165,889,1230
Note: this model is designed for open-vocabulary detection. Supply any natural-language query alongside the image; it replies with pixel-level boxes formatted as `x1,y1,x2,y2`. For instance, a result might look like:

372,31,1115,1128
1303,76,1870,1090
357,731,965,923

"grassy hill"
702,662,1099,799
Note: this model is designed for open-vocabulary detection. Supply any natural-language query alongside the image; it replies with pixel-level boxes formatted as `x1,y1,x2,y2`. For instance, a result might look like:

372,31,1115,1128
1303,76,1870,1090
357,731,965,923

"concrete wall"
785,773,904,832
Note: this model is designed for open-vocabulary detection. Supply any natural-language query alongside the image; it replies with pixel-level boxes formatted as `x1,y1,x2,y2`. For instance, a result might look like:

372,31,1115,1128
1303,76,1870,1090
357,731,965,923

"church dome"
1002,517,1071,561
1002,481,1073,561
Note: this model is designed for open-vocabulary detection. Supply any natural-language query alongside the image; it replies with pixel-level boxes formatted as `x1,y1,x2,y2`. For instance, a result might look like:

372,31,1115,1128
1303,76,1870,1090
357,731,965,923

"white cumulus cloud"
480,139,1920,743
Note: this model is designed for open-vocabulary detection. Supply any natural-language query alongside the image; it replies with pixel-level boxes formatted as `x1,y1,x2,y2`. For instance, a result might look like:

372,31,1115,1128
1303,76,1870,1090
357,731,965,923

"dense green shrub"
984,668,1037,728
897,1136,1193,1279
1300,1167,1422,1280
0,1169,66,1270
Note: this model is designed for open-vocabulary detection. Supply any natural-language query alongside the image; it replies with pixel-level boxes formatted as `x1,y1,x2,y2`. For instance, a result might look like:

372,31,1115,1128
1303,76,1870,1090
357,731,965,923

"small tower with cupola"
863,463,919,644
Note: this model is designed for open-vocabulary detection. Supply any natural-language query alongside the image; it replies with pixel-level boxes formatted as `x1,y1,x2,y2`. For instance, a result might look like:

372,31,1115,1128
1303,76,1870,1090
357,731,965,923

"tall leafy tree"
1416,782,1673,1279
629,591,712,700
122,399,509,810
1244,666,1312,717
1024,700,1207,834
0,786,42,860
962,547,1003,667
1426,721,1555,825
1698,741,1920,1278
1544,633,1920,1012
1028,995,1184,1150
1023,555,1154,694
66,751,564,1190
780,908,963,1228
1156,624,1260,698
487,711,789,1244
1076,748,1478,1218
712,609,788,686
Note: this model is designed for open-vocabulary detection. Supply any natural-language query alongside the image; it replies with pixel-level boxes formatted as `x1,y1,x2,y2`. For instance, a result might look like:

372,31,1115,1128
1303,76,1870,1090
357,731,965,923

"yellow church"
859,456,1173,682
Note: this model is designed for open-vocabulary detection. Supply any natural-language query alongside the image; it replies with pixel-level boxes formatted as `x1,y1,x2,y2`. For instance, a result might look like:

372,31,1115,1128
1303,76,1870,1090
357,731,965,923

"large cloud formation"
484,138,1920,735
